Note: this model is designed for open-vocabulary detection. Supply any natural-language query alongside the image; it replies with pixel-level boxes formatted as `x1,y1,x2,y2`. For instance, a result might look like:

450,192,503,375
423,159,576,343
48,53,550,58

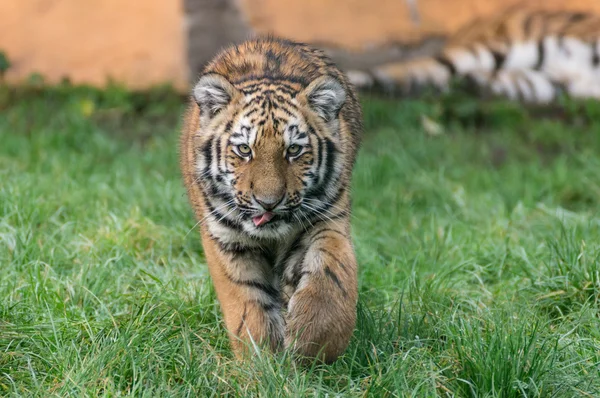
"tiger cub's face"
194,74,347,239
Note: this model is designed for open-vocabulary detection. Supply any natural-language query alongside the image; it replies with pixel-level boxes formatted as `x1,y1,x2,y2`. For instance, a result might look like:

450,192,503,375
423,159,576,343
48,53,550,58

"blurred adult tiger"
350,6,600,103
180,37,362,363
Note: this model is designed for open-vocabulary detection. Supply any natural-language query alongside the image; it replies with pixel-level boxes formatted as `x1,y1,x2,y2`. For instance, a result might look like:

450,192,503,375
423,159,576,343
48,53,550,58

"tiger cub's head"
194,73,347,239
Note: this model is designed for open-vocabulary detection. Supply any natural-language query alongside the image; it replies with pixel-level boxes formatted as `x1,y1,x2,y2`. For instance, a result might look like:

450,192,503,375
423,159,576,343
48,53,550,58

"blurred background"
2,0,600,90
2,2,600,396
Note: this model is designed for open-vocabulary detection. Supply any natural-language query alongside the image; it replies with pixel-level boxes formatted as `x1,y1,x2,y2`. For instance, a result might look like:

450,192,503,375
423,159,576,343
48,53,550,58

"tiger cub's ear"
193,74,239,119
302,75,346,122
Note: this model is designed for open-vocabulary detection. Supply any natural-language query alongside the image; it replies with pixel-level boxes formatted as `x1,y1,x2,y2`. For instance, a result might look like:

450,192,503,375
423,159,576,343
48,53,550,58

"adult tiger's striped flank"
180,37,362,363
351,7,600,103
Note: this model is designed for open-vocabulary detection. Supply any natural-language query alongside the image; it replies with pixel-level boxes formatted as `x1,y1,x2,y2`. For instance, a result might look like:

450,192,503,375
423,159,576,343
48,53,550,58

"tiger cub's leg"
202,234,284,357
283,221,358,363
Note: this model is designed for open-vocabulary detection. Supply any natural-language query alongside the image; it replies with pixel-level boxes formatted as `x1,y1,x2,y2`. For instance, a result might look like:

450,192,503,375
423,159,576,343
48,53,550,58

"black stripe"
244,108,258,117
491,50,506,71
320,198,348,217
308,137,338,199
278,105,295,117
215,137,224,175
240,86,263,95
271,94,297,109
592,41,600,67
263,246,277,268
534,40,545,70
309,235,330,245
312,184,347,216
273,85,298,97
246,89,290,103
434,55,456,75
315,131,324,172
210,234,261,255
319,248,347,272
243,280,278,299
202,197,243,232
276,75,309,87
235,75,309,88
324,267,347,297
224,267,280,301
200,172,227,197
200,136,214,176
239,82,297,97
567,12,588,25
310,228,347,244
253,299,278,312
275,84,299,96
291,271,310,290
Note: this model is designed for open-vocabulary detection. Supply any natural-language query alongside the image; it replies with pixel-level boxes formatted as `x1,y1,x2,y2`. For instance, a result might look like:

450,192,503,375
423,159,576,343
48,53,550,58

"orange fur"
354,7,600,102
180,37,362,363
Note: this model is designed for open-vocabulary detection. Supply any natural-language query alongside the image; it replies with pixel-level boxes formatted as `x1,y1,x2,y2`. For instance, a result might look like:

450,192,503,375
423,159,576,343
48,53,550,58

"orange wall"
3,1,600,89
239,0,600,50
0,0,188,89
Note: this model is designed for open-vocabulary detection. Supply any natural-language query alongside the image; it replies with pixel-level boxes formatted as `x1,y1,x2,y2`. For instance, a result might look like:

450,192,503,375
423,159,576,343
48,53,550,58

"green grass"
1,82,599,397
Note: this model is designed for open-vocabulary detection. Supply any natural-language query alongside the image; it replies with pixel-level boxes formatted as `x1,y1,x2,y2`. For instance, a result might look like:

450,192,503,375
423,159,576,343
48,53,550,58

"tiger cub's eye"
287,144,302,156
237,144,252,156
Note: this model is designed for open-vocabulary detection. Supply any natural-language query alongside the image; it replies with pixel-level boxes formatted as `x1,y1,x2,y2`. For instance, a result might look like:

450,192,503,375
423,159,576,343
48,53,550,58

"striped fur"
350,7,600,102
180,37,362,363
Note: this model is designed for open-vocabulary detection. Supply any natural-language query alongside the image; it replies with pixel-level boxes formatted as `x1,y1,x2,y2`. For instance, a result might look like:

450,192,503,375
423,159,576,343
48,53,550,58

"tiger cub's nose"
254,194,284,211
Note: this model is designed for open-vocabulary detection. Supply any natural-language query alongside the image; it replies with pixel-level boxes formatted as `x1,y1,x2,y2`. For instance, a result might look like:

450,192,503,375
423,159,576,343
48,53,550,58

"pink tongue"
252,212,274,227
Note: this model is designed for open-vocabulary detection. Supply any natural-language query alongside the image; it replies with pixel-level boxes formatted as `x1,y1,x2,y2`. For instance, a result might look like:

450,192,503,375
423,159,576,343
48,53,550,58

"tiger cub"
180,37,362,363
351,7,600,102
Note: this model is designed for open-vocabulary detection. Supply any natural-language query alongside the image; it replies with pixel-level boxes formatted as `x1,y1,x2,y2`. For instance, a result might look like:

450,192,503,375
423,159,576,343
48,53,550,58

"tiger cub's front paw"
285,268,357,363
